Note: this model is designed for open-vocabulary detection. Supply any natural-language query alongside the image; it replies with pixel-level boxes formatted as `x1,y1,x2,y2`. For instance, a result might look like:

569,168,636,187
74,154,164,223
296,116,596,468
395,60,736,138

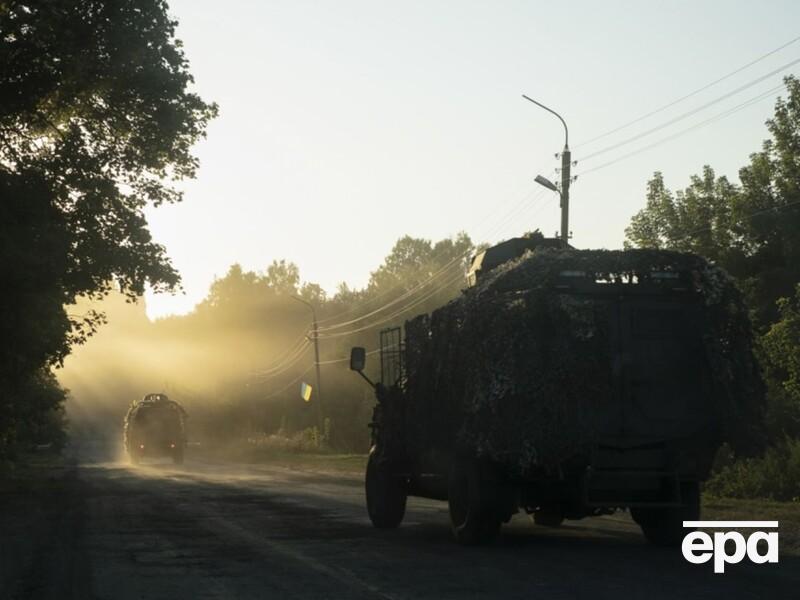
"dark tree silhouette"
0,0,217,456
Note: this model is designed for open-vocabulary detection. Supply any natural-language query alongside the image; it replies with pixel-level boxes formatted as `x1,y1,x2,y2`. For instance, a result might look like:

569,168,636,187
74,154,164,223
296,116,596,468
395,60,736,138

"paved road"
2,449,798,599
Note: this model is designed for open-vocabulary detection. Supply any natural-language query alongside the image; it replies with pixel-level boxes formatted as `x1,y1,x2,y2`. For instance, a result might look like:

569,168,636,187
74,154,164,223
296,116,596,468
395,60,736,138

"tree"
264,260,301,295
624,167,740,262
761,285,800,437
367,232,473,294
0,1,216,455
625,76,800,326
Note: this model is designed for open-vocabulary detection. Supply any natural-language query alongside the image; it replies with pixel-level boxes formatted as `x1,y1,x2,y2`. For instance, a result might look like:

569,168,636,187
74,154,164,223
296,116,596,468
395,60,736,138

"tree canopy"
625,76,800,327
0,0,216,457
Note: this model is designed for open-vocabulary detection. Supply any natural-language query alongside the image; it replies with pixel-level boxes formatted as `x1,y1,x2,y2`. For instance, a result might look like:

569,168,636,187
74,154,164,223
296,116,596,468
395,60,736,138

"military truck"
124,393,187,465
350,240,764,546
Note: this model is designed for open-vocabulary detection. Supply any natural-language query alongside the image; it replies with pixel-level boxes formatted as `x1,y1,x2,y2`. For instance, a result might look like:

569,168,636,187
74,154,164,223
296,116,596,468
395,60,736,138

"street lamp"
534,174,559,193
522,94,572,243
290,295,323,432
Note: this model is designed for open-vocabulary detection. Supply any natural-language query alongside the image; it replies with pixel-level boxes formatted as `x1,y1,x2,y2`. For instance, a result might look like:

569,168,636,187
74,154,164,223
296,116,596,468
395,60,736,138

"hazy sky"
144,0,800,318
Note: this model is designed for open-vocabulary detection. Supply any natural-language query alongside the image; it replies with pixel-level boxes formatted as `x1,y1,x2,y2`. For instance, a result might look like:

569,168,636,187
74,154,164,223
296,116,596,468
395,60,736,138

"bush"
0,369,68,460
246,420,332,454
706,437,800,501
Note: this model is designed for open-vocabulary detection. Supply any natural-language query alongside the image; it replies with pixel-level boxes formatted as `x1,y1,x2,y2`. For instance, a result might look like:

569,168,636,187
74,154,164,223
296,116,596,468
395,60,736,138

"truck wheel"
172,448,184,465
632,482,700,547
365,447,407,529
448,459,502,545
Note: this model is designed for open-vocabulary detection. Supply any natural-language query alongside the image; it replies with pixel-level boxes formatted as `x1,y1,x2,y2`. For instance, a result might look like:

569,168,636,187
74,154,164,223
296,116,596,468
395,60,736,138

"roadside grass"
242,449,368,474
193,442,367,475
703,494,800,555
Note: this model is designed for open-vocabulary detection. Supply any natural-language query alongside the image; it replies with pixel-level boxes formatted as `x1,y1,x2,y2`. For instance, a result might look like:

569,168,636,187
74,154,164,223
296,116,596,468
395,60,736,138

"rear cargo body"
355,247,765,545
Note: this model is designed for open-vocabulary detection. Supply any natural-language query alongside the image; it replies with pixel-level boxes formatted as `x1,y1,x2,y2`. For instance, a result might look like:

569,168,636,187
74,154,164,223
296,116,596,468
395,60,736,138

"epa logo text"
682,521,779,573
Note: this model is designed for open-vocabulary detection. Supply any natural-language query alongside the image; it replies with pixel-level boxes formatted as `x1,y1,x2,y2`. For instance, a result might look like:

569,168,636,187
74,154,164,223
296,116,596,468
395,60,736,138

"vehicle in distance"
350,239,764,546
124,393,188,465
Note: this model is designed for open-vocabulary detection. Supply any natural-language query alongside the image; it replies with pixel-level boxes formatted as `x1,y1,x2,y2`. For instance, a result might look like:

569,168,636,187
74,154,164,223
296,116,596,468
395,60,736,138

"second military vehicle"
124,393,188,465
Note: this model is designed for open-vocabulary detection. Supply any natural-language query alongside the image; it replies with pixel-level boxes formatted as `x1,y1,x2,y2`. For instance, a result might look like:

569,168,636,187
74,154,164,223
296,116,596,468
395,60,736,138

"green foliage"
763,286,800,400
0,369,68,457
367,232,472,293
0,1,215,457
706,438,800,502
1,0,217,304
625,76,800,328
761,285,800,437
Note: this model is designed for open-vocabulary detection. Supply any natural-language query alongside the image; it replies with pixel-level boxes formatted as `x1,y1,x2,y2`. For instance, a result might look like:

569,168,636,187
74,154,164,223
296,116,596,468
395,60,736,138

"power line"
575,82,786,178
256,337,310,376
316,180,550,329
317,269,467,339
317,240,468,329
262,365,315,400
578,57,800,163
255,341,312,381
315,180,552,335
677,200,800,241
317,257,466,332
317,348,380,366
577,34,800,149
262,349,382,401
253,327,312,376
256,171,560,381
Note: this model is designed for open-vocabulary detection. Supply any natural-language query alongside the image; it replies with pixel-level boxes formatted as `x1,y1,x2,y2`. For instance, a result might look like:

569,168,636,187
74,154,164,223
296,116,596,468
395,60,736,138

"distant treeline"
59,234,474,454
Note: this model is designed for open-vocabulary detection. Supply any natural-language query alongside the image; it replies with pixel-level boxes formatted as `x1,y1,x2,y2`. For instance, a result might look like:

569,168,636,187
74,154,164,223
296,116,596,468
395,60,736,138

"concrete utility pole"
523,94,571,243
291,296,323,432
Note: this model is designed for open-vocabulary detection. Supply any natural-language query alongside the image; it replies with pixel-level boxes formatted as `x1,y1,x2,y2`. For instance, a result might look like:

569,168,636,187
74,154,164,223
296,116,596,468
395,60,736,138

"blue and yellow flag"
300,382,313,402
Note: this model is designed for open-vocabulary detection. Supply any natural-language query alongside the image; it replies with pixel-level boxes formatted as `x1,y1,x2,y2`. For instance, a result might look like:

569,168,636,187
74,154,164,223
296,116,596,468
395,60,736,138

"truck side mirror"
350,347,366,372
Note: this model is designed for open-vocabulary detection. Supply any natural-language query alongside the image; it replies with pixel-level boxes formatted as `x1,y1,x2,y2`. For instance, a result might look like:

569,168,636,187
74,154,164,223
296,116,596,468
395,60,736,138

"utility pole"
560,144,571,245
291,296,323,433
523,94,571,243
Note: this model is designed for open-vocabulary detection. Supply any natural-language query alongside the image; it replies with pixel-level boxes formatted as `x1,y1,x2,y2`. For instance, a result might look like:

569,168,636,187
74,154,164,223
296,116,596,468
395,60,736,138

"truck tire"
448,458,502,545
632,482,700,547
365,447,407,529
173,448,184,465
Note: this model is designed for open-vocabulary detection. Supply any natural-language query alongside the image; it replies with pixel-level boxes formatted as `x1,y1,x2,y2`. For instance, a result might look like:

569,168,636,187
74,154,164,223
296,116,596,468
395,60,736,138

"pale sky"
144,0,800,319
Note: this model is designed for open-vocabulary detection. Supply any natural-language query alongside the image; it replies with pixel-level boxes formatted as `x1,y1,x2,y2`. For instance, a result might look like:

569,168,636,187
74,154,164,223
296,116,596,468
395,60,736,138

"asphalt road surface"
2,445,798,600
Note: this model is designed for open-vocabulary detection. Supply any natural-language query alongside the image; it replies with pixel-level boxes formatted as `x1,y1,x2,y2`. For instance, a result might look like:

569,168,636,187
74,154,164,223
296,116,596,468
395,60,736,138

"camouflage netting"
402,248,765,473
123,394,187,451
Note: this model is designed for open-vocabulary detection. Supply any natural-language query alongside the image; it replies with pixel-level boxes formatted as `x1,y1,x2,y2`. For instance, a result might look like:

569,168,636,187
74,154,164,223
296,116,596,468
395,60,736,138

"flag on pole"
300,381,313,402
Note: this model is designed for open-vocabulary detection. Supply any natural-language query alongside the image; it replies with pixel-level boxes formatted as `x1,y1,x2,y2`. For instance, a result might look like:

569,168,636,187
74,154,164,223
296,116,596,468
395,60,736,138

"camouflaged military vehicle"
124,393,187,465
350,239,765,546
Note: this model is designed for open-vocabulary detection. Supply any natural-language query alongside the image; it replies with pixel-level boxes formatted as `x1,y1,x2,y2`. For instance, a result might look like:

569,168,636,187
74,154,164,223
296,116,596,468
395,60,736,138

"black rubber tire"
448,458,502,545
632,482,700,547
365,447,407,529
